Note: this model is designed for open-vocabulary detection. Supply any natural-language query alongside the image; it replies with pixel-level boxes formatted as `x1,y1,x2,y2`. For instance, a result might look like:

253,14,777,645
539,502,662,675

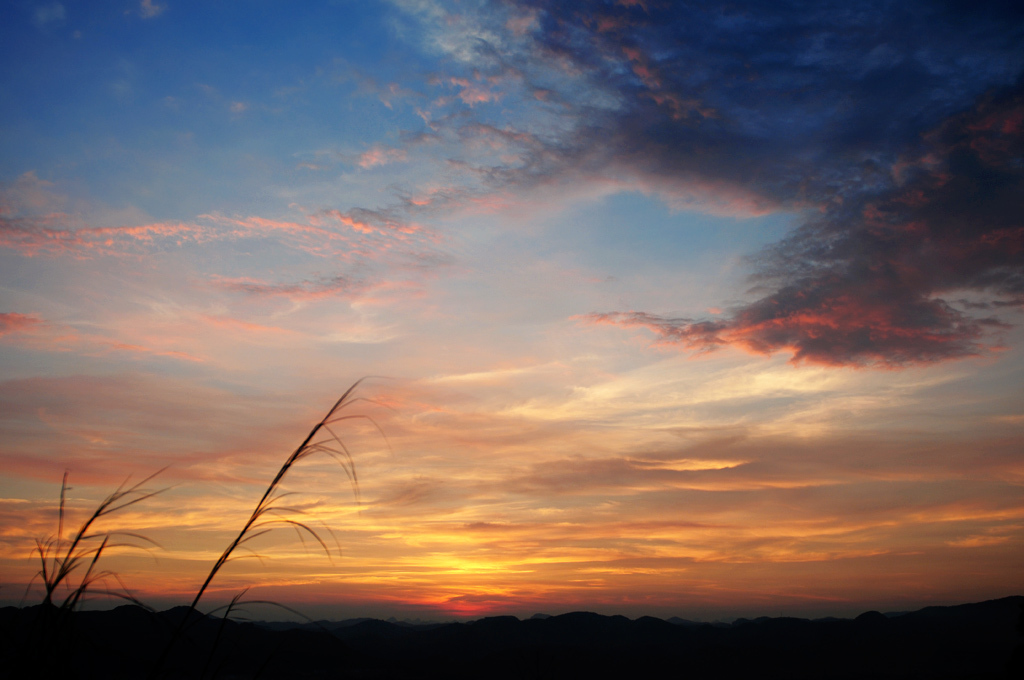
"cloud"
405,0,1024,368
582,85,1024,367
210,274,361,301
139,0,165,19
447,76,503,106
32,3,65,29
0,171,63,216
317,207,431,239
358,145,409,169
0,373,316,484
209,272,428,309
101,341,203,362
0,312,79,350
0,184,439,265
375,81,423,109
197,314,299,338
0,176,449,319
0,313,43,337
0,218,217,258
0,309,205,362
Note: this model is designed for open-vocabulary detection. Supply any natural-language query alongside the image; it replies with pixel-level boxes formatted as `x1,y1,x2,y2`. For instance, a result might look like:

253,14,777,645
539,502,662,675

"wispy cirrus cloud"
0,174,447,302
0,373,317,484
210,274,362,301
0,310,203,362
210,273,428,308
101,341,203,362
0,176,450,373
197,314,300,337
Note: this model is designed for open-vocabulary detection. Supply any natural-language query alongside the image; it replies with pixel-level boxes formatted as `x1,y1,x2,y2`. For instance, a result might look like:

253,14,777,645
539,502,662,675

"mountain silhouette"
2,596,1021,678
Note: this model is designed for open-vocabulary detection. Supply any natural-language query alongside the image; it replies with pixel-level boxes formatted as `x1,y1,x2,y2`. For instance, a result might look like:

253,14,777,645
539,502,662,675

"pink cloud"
505,10,538,36
462,123,539,151
198,314,298,337
350,73,423,111
621,46,661,88
209,273,362,302
0,311,203,362
579,291,997,368
449,77,501,106
199,213,352,257
646,91,715,120
102,341,204,362
0,218,217,258
320,209,428,238
1,206,439,262
0,171,62,217
358,146,409,168
0,312,43,337
378,82,418,109
0,312,80,350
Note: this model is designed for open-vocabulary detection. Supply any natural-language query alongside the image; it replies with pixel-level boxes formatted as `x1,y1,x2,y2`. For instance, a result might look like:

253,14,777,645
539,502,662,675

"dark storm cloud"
456,0,1024,366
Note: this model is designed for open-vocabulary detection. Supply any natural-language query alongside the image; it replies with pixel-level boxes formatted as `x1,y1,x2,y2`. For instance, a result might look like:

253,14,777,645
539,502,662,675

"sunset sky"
2,0,1023,621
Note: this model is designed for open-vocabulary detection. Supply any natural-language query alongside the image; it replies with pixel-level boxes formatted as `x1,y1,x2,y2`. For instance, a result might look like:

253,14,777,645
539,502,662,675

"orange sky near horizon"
3,354,1022,620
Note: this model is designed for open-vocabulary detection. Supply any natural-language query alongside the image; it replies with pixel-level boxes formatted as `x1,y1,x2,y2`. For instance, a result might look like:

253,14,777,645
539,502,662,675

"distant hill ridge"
2,595,1022,678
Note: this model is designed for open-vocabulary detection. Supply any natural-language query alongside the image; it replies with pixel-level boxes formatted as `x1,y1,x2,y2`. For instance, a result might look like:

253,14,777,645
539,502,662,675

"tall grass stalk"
31,469,165,612
19,470,164,677
156,379,380,674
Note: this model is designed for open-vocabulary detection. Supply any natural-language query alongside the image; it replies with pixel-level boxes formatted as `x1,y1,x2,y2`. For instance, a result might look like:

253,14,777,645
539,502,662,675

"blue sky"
1,0,1023,620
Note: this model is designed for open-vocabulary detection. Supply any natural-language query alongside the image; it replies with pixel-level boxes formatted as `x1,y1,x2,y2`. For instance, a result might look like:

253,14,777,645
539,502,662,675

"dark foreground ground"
2,595,1022,679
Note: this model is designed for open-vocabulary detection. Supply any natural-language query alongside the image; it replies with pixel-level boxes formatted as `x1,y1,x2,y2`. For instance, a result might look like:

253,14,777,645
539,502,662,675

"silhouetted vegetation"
17,470,165,677
154,379,371,676
8,381,377,678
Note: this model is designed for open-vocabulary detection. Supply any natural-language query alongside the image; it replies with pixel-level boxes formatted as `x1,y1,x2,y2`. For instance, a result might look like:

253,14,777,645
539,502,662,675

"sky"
1,0,1022,622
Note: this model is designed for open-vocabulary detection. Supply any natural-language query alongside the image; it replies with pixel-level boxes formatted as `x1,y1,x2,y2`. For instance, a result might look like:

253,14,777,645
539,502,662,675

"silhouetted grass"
18,469,165,677
20,381,379,678
185,380,372,616
30,469,165,612
154,378,381,675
